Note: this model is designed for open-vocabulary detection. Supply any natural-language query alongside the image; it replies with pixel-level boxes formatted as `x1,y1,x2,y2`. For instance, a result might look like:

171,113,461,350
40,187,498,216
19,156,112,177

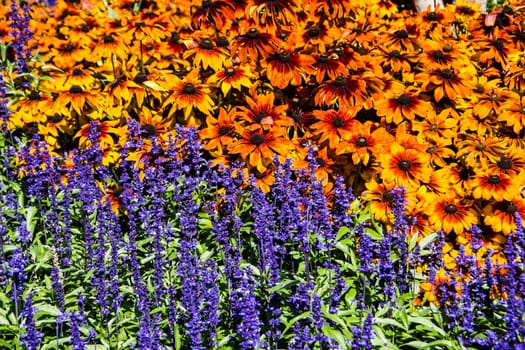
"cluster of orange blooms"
3,0,525,268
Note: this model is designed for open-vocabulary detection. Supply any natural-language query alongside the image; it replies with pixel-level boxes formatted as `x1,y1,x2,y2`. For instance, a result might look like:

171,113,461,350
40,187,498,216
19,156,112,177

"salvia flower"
20,292,42,350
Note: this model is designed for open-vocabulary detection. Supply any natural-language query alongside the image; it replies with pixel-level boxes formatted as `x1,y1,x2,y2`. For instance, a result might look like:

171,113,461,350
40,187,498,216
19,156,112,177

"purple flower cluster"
20,292,42,350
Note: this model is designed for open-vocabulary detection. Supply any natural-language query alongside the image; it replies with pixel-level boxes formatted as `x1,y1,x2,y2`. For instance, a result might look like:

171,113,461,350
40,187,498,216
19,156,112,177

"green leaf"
407,316,447,337
374,317,407,331
36,304,62,317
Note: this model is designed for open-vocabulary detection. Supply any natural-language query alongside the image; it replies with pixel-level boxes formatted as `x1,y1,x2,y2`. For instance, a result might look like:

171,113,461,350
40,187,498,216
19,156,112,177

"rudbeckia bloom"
412,108,458,143
314,75,367,107
310,106,359,150
52,85,101,115
162,70,215,125
312,53,348,83
472,88,517,119
471,172,519,202
373,46,418,74
488,148,525,177
236,92,292,131
265,46,315,89
229,128,292,173
9,90,53,127
383,25,420,51
231,27,279,62
337,121,385,166
74,119,121,150
374,87,430,124
418,67,472,102
92,32,128,61
191,0,235,30
183,37,229,71
429,192,478,234
497,96,525,134
456,134,506,169
380,143,432,186
483,197,525,235
207,62,255,95
200,106,238,154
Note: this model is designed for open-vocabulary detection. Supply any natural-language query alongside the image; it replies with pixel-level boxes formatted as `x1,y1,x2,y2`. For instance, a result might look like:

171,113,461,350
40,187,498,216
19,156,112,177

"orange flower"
200,107,238,154
183,37,229,71
373,46,418,74
483,197,525,235
207,62,255,95
429,192,478,234
265,47,316,89
162,70,215,125
236,93,292,131
383,25,420,51
374,87,430,124
312,53,350,83
231,27,280,62
380,143,432,186
456,134,506,169
418,67,472,102
412,108,458,143
471,172,519,202
362,179,398,223
310,106,359,150
497,97,525,134
191,0,235,30
313,75,367,107
229,128,292,173
472,88,517,119
52,85,101,115
337,121,386,166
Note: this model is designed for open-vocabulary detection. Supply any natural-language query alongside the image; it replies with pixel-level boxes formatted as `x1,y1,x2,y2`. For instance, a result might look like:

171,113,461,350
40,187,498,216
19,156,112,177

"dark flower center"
279,51,291,63
135,21,145,28
141,123,156,137
397,94,412,106
382,190,395,202
250,133,265,146
440,69,454,80
182,83,197,94
218,125,230,136
489,93,499,102
426,12,438,21
247,28,260,38
170,32,180,44
224,67,236,77
356,136,368,147
426,144,437,154
475,143,486,151
64,44,75,53
48,114,64,123
199,38,214,50
492,39,505,51
69,85,83,94
444,203,458,214
81,24,90,33
498,156,513,170
432,50,445,61
134,73,148,84
72,68,84,76
459,6,473,14
317,54,330,64
389,50,401,59
316,157,325,167
502,6,513,15
443,44,453,52
506,202,518,215
473,84,485,94
291,110,303,123
216,36,229,47
255,111,268,123
398,159,412,171
28,90,42,101
395,29,409,39
487,174,501,185
103,34,115,43
277,31,288,40
145,43,154,51
308,25,321,37
174,68,188,78
333,117,345,128
429,123,438,131
333,76,347,88
202,0,213,8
